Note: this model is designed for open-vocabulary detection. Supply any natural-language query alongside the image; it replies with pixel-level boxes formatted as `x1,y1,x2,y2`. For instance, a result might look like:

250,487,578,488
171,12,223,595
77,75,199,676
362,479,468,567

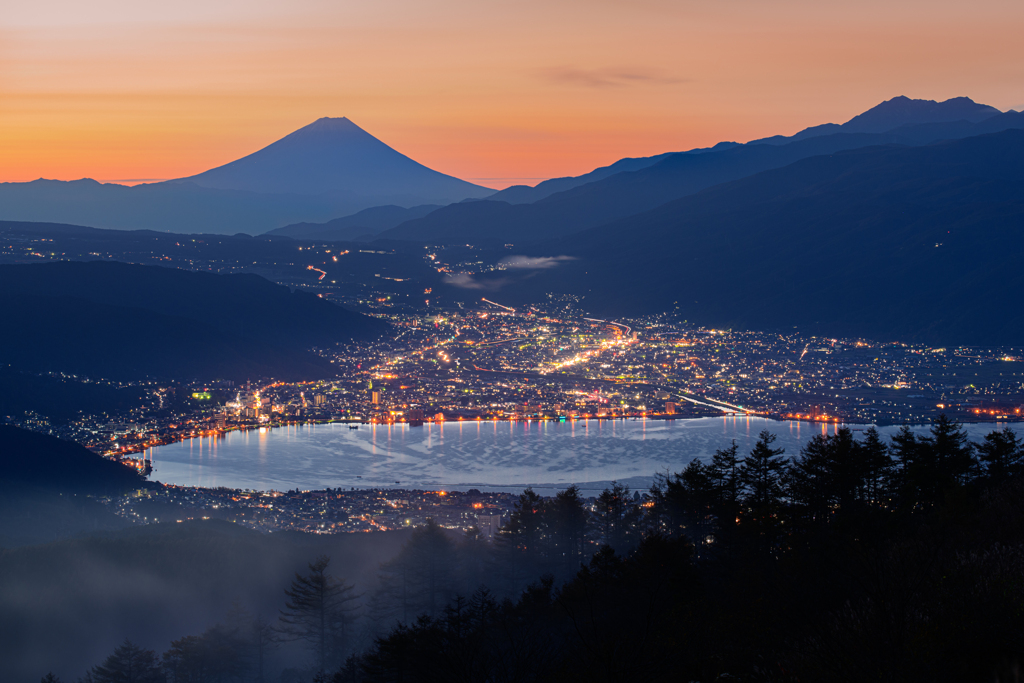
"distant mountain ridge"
482,96,1002,207
267,204,442,240
750,95,1002,145
377,106,1024,246
0,96,1008,243
0,118,492,235
0,178,346,234
510,129,1024,346
487,142,740,205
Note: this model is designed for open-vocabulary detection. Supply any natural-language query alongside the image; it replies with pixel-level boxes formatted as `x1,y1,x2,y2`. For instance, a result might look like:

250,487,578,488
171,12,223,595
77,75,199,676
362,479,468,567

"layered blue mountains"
376,96,1018,244
520,128,1024,345
0,117,494,234
3,95,1024,346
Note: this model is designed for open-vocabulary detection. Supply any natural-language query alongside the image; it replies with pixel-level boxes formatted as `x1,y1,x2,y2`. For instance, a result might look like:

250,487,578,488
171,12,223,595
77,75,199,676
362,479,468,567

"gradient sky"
2,0,1023,189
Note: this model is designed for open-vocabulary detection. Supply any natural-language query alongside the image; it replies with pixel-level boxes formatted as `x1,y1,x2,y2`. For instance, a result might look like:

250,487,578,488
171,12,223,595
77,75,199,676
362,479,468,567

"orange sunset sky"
2,0,1023,189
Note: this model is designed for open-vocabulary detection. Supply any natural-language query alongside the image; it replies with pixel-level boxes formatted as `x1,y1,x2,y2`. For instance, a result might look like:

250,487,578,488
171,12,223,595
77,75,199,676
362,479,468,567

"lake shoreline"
142,416,1021,495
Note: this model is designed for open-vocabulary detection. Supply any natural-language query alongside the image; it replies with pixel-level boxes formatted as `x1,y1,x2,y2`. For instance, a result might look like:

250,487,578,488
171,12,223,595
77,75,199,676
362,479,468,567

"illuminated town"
3,227,1023,535
109,484,517,537
10,300,1024,458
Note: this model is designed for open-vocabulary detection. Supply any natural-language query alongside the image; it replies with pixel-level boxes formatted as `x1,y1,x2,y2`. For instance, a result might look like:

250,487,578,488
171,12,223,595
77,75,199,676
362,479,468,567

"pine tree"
645,473,674,537
495,487,546,592
922,413,975,487
738,430,788,527
375,520,457,624
679,459,715,510
403,520,457,618
505,487,544,557
544,485,590,579
829,427,864,510
279,556,360,675
859,426,894,504
975,426,1023,481
251,615,281,683
594,482,640,554
787,433,834,524
90,639,164,683
787,428,868,525
888,425,920,505
676,459,717,552
161,635,205,683
709,440,741,511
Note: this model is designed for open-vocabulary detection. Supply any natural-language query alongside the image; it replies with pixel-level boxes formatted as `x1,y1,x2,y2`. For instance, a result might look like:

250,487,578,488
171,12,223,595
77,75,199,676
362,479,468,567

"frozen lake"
144,417,1016,496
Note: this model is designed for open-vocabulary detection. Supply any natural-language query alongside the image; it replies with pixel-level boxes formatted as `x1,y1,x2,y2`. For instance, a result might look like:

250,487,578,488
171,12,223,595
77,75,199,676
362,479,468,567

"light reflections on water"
145,417,1015,496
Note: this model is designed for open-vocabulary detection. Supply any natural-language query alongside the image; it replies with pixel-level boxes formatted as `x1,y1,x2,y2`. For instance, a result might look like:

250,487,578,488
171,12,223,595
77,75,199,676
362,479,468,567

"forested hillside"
44,418,1024,683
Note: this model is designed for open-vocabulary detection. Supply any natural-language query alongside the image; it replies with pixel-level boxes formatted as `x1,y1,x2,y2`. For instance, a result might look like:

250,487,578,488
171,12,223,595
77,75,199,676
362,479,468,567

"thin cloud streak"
499,255,576,269
445,256,574,290
444,273,509,291
541,66,688,88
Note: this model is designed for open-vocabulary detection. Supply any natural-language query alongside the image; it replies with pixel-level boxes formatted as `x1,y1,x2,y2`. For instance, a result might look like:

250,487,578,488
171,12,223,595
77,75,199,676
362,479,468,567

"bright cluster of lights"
543,337,633,374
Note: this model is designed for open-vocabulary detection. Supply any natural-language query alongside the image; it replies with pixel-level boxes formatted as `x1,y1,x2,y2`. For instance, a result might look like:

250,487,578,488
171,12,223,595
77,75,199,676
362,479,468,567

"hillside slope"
489,96,1000,206
380,110,1024,246
0,261,387,380
0,426,138,548
266,203,442,240
518,130,1024,346
0,425,144,495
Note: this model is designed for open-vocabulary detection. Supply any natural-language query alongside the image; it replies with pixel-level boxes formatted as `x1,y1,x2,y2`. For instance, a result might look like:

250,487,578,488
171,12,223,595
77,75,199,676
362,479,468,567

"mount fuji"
0,118,492,234
174,117,491,203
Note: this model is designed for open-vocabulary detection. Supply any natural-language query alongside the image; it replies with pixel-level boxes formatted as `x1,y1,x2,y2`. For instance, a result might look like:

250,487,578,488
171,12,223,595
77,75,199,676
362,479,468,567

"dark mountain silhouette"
0,261,387,380
0,293,335,381
379,109,1024,246
176,117,492,203
0,178,350,234
0,368,148,424
512,129,1024,346
0,119,491,235
842,95,1000,132
750,95,1002,144
487,143,739,205
488,96,1000,207
0,260,387,347
267,204,442,240
0,425,144,495
0,426,139,548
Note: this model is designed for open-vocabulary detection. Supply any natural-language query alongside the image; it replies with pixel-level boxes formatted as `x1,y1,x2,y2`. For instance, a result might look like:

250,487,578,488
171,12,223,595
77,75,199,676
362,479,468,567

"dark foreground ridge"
0,424,143,495
0,426,141,549
0,260,388,380
9,418,1024,682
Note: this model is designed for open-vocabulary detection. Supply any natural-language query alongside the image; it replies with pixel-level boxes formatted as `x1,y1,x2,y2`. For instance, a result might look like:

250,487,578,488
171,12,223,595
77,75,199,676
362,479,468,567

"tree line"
55,417,1024,682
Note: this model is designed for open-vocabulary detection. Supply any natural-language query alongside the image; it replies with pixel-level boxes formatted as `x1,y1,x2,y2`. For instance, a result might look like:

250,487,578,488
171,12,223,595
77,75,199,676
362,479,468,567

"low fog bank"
0,520,413,682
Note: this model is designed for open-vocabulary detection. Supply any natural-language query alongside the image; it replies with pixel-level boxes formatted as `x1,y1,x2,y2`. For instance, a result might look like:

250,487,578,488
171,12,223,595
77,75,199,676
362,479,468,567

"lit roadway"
368,306,752,416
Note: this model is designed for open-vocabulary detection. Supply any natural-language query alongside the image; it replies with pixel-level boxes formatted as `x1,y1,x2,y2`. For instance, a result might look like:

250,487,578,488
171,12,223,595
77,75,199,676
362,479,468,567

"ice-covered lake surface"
145,417,1016,496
